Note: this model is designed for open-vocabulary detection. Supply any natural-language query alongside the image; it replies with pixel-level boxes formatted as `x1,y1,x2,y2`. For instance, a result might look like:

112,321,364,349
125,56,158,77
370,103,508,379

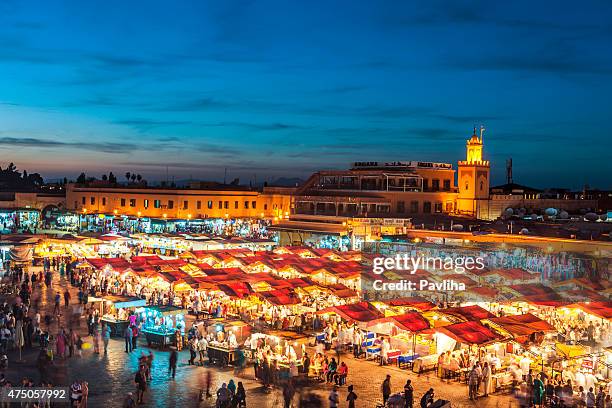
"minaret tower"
456,126,490,218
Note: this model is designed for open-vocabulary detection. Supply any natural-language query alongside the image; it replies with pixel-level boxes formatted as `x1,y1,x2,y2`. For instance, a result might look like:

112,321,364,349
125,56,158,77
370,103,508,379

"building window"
264,204,268,210
480,181,484,191
130,199,136,207
121,198,126,207
183,200,188,210
154,200,161,208
432,179,440,191
90,197,95,205
446,202,453,212
443,179,451,191
82,197,86,205
196,201,201,210
252,201,256,209
234,201,239,209
422,179,429,191
376,204,390,213
168,200,174,209
144,199,149,209
244,201,249,209
102,197,106,206
218,201,222,209
397,201,405,213
208,201,213,209
465,182,469,191
410,201,419,213
224,201,229,209
423,201,432,213
434,202,442,213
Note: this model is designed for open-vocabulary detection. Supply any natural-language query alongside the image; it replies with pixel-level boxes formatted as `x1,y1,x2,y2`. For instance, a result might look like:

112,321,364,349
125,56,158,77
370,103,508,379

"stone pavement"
2,268,521,407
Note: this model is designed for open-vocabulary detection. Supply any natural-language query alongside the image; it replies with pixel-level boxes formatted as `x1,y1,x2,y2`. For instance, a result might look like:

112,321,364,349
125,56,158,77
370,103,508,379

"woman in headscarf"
533,372,545,407
56,328,66,359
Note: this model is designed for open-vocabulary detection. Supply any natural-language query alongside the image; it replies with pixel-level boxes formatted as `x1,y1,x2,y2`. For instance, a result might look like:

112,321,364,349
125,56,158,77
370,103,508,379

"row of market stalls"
55,212,272,236
315,300,612,393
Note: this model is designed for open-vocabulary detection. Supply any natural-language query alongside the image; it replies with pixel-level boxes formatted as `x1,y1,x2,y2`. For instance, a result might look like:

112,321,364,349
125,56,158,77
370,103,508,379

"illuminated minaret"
456,126,490,218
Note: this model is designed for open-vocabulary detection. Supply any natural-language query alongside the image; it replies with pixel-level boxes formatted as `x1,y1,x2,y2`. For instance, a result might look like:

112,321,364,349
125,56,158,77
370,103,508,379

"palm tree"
131,173,136,182
125,172,131,183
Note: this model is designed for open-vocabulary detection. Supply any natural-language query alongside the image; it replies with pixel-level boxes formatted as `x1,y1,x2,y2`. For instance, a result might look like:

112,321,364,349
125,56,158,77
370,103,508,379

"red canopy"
384,297,435,311
438,305,495,321
258,288,301,306
368,311,430,333
487,313,556,338
317,301,384,323
570,302,612,320
435,321,503,345
217,282,253,299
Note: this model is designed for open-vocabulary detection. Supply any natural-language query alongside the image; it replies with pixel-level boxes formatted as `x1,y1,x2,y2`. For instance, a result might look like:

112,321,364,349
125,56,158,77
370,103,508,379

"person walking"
93,326,101,354
102,323,111,354
134,365,147,404
54,292,61,316
63,290,71,308
197,335,208,366
124,325,133,353
188,337,197,365
205,370,213,398
346,385,358,408
533,373,545,407
233,381,246,408
216,383,230,408
404,379,414,408
328,385,339,408
131,324,139,350
282,380,295,408
168,349,178,379
468,364,480,400
382,374,391,406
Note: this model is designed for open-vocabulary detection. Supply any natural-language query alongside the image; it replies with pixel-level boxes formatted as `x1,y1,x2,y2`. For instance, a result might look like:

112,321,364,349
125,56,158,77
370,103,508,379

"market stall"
138,305,185,348
99,295,146,336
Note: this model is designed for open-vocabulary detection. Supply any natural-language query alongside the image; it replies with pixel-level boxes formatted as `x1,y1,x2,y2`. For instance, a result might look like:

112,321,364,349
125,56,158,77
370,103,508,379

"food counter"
142,328,176,348
207,343,237,366
137,305,185,349
413,353,439,373
101,316,130,337
98,295,146,337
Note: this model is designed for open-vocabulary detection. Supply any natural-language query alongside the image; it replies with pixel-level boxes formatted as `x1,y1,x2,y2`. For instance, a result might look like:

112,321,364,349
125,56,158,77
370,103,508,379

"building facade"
293,162,459,218
66,184,293,220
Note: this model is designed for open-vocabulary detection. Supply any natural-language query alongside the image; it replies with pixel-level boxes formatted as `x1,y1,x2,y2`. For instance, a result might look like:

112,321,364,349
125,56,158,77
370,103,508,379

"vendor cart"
138,305,185,349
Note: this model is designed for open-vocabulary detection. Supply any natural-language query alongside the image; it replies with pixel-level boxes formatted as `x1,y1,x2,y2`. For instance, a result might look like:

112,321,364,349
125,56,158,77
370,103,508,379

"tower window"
480,181,484,191
465,182,469,191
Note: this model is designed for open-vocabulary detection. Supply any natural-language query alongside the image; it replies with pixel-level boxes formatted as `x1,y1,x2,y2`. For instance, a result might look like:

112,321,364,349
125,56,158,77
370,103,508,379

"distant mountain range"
259,177,304,187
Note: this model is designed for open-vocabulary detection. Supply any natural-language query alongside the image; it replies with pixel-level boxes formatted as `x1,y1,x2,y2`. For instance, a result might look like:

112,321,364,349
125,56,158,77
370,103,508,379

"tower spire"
480,125,485,143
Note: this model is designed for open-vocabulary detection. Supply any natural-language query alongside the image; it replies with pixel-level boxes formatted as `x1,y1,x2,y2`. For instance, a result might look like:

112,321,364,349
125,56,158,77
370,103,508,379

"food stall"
138,305,185,348
99,295,146,336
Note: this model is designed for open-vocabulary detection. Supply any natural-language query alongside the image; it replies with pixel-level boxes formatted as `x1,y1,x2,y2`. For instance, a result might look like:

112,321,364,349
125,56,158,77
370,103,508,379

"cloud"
0,136,143,154
203,121,310,131
448,54,612,76
114,118,192,130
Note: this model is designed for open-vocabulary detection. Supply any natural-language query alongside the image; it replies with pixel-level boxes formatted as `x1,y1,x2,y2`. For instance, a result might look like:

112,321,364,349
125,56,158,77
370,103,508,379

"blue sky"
0,0,610,188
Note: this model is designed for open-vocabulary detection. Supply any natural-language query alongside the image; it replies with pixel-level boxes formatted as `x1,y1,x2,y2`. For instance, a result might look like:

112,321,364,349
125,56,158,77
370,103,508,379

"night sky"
0,1,611,188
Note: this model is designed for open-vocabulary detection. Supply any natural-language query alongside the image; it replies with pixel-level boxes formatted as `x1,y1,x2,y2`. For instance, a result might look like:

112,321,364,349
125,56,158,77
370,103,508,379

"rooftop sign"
352,161,452,169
